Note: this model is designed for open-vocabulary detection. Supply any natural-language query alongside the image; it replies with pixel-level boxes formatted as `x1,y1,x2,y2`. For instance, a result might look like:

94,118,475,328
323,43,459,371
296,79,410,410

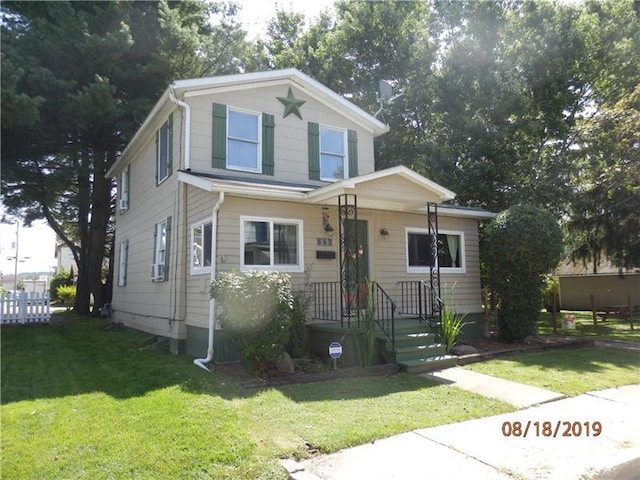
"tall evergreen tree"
1,0,250,313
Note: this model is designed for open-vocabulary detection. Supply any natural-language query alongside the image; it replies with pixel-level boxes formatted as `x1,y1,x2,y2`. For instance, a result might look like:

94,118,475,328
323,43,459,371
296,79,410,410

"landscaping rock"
451,344,478,356
276,351,295,373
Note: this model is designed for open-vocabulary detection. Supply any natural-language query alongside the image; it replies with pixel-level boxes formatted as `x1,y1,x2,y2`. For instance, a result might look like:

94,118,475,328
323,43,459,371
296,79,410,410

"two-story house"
106,69,493,370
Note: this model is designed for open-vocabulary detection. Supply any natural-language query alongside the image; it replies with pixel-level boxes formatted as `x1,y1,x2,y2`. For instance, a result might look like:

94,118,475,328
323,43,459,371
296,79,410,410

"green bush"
56,285,76,309
484,204,563,342
50,268,74,302
210,270,293,374
441,284,467,353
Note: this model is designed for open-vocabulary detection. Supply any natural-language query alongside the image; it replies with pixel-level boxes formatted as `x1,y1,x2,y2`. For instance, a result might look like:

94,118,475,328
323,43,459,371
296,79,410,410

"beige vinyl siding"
182,194,484,329
184,195,340,329
186,84,375,183
360,210,483,314
112,115,187,339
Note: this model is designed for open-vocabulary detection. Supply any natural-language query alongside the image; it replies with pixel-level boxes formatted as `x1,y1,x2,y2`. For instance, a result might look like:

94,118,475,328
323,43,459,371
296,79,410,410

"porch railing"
397,280,443,337
373,282,396,351
311,281,397,350
0,292,51,325
311,281,342,323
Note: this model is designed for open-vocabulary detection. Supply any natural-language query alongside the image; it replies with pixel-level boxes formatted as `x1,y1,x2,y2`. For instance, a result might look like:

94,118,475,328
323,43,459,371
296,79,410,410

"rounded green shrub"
484,204,563,342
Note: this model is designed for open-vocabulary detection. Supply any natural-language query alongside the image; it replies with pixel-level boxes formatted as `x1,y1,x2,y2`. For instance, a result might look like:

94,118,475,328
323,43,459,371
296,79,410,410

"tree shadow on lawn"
1,315,440,405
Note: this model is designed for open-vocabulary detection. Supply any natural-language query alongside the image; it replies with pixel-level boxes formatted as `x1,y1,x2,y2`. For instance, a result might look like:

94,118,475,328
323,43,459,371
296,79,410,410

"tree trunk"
87,150,112,316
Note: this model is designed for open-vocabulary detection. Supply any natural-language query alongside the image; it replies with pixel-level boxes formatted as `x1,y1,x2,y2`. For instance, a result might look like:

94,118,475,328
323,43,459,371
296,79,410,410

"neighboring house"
556,260,640,311
54,238,77,281
106,69,493,369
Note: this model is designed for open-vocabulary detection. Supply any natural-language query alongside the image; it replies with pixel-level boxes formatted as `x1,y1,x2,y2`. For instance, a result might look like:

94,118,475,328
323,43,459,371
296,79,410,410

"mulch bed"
212,334,626,388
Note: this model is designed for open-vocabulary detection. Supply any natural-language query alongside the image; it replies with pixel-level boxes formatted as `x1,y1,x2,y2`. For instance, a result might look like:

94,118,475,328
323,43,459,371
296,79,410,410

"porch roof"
178,166,457,212
306,166,456,210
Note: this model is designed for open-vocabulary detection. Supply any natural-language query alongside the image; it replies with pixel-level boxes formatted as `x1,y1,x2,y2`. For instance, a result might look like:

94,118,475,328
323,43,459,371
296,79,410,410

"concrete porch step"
383,332,437,350
398,355,458,374
394,343,446,362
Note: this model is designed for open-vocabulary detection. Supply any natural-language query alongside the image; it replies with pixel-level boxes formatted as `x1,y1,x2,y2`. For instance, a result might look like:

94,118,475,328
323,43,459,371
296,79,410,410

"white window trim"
157,119,171,185
118,239,128,287
240,215,304,273
319,124,348,182
226,106,262,174
190,219,213,276
405,228,466,274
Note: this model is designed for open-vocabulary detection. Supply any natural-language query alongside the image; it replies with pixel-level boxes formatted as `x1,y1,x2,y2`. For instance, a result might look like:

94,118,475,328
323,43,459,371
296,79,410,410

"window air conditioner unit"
119,198,129,211
150,263,165,281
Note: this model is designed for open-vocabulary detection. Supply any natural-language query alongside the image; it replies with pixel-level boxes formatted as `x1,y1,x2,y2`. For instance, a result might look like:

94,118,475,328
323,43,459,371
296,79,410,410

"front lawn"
465,347,639,396
1,314,512,480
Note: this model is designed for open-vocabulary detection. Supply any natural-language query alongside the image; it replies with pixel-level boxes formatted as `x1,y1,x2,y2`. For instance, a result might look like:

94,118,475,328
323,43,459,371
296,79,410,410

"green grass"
465,347,639,396
1,314,513,479
536,309,640,342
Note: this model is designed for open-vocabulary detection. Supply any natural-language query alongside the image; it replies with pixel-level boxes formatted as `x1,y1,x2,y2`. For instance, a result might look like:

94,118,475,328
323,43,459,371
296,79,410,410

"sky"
1,1,337,278
236,0,336,39
0,220,57,277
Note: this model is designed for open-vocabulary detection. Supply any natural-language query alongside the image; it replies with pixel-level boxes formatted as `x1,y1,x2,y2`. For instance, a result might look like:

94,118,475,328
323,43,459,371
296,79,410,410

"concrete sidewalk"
423,366,566,408
283,379,640,480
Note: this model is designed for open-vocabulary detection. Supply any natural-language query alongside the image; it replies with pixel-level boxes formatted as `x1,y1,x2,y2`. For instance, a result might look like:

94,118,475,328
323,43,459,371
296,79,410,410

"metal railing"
397,280,443,337
373,282,396,351
311,281,397,351
311,281,342,323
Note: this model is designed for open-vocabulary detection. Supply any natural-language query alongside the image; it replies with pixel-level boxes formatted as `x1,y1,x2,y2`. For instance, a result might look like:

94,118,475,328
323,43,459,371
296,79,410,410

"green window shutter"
212,103,227,169
167,114,174,177
308,122,320,180
262,113,275,176
155,133,159,184
152,223,158,264
348,129,358,177
163,216,172,281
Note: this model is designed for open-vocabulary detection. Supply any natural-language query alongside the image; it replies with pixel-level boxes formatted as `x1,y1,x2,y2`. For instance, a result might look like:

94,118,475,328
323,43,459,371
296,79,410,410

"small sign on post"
328,341,342,370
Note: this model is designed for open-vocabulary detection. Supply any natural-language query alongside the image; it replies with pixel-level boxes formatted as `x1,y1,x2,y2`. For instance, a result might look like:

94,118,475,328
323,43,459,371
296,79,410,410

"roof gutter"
169,86,191,171
193,191,225,371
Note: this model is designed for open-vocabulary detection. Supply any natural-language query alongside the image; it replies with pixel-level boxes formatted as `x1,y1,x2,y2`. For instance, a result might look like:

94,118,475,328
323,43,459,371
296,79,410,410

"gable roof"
173,69,389,136
107,69,388,178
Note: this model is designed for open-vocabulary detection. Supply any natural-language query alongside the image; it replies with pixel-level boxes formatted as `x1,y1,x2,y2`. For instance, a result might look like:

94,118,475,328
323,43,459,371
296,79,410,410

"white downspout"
168,86,191,171
194,191,225,371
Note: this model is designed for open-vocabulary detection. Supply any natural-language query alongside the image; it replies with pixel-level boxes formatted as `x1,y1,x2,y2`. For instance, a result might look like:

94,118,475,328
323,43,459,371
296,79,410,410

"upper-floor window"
240,216,303,273
320,127,346,181
406,228,466,274
191,220,213,275
156,115,173,185
308,122,358,181
227,109,261,173
119,165,130,212
212,103,275,175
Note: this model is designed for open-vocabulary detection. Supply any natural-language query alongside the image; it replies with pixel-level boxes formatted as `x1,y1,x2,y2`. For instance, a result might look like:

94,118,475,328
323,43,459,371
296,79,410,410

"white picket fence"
0,292,51,325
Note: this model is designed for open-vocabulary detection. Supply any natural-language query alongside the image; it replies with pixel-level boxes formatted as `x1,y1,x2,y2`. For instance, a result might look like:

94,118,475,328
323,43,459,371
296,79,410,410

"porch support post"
338,194,358,328
427,202,442,336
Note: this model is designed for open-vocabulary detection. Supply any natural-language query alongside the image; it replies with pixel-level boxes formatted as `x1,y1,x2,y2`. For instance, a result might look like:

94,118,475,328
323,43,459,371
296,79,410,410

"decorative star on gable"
277,87,306,120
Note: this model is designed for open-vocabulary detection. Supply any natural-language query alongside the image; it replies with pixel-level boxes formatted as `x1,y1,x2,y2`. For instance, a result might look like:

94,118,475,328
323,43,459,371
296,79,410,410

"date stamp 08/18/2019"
501,420,602,438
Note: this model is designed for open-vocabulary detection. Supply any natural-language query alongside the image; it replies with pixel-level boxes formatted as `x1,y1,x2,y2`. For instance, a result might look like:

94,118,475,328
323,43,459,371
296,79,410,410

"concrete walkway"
423,367,566,408
283,373,640,480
